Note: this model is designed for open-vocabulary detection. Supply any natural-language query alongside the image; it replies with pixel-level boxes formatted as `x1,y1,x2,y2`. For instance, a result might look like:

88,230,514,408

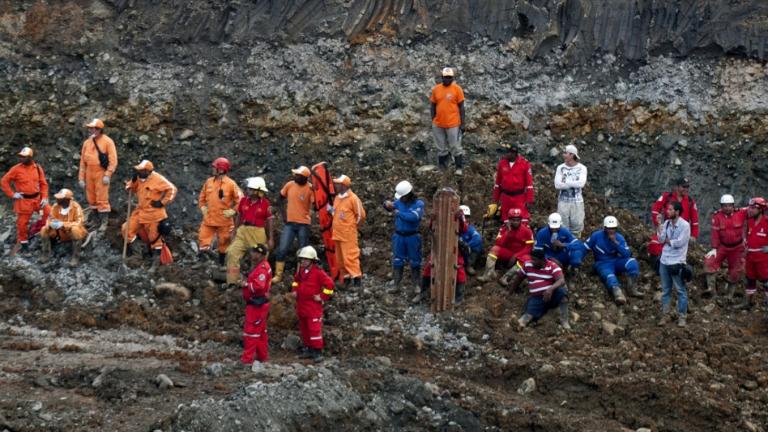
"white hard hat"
246,176,268,192
603,215,619,228
394,180,413,200
720,194,735,205
564,144,579,159
297,246,318,260
441,67,455,77
459,205,471,216
548,213,562,229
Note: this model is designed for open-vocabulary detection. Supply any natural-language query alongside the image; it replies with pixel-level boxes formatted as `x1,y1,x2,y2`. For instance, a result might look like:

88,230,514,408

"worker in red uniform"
651,177,699,240
485,143,534,222
291,246,334,363
703,194,747,298
241,244,272,370
226,177,274,286
741,198,768,309
1,147,50,255
477,208,534,283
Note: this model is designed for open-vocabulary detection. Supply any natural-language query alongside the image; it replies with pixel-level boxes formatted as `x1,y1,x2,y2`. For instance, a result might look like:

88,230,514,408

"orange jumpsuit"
331,191,366,280
123,172,177,250
198,175,242,253
40,201,88,241
1,163,50,244
78,134,118,212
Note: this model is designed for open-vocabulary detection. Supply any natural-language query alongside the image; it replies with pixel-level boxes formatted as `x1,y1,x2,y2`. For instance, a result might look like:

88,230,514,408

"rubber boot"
218,252,226,267
454,282,465,304
18,242,30,254
342,277,351,290
559,302,571,330
149,249,161,272
465,252,478,275
626,275,643,298
298,346,313,359
310,348,324,363
130,240,145,257
97,212,109,232
352,277,362,288
724,282,735,300
703,274,716,297
517,313,533,328
412,276,431,303
391,266,403,289
738,293,753,310
272,261,285,284
197,251,208,262
69,240,82,267
454,155,464,176
410,267,421,295
39,236,51,263
612,287,627,305
437,155,449,170
477,255,498,282
657,305,671,326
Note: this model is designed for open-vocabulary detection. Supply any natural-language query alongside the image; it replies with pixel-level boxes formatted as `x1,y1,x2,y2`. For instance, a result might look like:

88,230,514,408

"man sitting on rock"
39,188,87,267
534,212,586,274
502,248,570,330
585,216,641,304
477,208,534,283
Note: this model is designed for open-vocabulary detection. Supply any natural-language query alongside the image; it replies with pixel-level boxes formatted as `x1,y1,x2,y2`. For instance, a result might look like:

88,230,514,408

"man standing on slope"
429,67,466,175
554,144,587,237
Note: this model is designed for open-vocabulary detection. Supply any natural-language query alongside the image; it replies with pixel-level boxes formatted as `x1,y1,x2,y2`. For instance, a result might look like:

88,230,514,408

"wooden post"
431,188,459,313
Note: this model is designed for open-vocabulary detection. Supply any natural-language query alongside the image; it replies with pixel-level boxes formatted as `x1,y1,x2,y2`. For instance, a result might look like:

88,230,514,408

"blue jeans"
660,263,688,315
525,287,568,320
275,222,310,261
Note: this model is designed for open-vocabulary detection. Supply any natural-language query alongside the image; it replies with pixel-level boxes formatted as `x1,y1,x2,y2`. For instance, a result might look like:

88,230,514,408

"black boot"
310,348,324,363
391,267,403,289
465,252,479,275
410,267,421,294
412,276,431,303
454,155,464,175
298,347,313,359
352,277,362,288
149,249,161,272
437,155,449,169
454,282,465,304
218,252,226,266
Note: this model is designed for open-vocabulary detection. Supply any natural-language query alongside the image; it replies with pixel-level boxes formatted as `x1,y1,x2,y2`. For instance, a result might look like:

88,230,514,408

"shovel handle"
122,189,132,260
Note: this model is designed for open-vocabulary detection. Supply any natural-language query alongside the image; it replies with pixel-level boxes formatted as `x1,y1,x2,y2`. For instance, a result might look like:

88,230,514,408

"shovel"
119,190,133,273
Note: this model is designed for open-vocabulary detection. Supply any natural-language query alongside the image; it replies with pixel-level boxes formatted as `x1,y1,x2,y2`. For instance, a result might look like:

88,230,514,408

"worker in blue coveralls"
534,213,586,273
585,215,642,306
458,205,483,275
384,180,424,294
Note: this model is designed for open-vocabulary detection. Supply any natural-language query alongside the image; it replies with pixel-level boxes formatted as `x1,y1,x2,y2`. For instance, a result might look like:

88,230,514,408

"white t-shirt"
554,162,587,202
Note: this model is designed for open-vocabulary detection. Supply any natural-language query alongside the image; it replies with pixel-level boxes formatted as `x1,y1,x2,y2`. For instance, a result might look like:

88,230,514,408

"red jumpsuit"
292,264,334,350
241,259,272,364
489,223,534,266
492,156,534,222
746,215,768,293
651,192,700,238
704,209,747,283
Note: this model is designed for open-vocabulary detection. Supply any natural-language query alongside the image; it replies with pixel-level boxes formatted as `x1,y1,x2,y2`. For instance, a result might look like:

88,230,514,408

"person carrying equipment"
78,118,118,232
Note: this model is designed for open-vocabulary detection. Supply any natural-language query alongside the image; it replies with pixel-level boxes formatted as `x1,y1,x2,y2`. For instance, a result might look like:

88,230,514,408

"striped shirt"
517,259,563,296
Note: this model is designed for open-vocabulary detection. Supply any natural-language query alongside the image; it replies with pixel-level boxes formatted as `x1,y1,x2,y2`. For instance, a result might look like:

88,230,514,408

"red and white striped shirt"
517,259,563,296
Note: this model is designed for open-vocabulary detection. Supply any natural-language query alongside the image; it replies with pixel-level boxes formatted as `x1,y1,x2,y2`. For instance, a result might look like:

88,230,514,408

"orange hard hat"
134,159,154,171
507,208,523,219
85,118,105,129
333,174,351,186
291,166,311,177
54,188,73,199
211,157,230,173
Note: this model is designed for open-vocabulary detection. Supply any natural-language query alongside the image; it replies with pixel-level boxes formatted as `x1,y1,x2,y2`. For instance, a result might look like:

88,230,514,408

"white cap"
394,181,413,200
603,215,619,228
297,246,318,260
548,213,562,229
564,144,579,159
18,147,33,157
720,194,735,205
441,67,455,77
459,205,471,216
246,176,268,192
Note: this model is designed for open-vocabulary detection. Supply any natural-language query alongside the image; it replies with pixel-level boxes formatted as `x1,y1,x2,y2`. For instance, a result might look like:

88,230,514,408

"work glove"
484,203,498,219
102,176,110,185
40,199,48,207
151,200,164,208
222,208,237,218
705,249,717,259
78,180,86,189
200,206,209,216
12,192,22,199
50,220,63,229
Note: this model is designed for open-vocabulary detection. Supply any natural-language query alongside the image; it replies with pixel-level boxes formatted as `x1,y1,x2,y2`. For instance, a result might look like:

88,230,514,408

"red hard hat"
212,157,230,173
507,208,522,219
749,197,767,208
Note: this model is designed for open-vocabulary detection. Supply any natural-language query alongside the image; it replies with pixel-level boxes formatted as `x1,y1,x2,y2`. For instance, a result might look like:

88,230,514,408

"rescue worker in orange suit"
291,246,334,362
198,157,242,266
241,243,272,370
485,143,534,223
39,188,88,267
477,208,534,283
123,160,177,269
703,194,747,299
272,166,315,284
226,177,275,286
651,177,699,240
78,118,117,232
740,198,768,309
329,175,366,288
1,147,50,255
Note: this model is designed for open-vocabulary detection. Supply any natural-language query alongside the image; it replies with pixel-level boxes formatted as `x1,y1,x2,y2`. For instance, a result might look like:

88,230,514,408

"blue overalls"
534,226,585,269
585,229,639,293
392,199,424,270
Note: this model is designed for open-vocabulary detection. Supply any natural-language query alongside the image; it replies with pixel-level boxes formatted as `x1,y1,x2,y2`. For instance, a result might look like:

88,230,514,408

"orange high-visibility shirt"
78,134,118,179
280,181,314,225
1,163,49,198
126,171,177,223
331,191,365,242
48,201,85,229
198,175,242,227
430,82,465,128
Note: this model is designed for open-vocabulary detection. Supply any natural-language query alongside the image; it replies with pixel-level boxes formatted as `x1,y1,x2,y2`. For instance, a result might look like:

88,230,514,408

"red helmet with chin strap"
507,208,523,219
749,197,767,209
212,157,230,173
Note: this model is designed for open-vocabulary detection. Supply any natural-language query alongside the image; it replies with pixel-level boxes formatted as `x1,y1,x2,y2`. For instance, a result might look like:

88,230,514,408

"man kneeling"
502,248,570,330
40,188,88,267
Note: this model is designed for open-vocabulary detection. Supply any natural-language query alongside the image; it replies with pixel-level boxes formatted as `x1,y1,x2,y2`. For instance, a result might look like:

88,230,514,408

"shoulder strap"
92,136,106,156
